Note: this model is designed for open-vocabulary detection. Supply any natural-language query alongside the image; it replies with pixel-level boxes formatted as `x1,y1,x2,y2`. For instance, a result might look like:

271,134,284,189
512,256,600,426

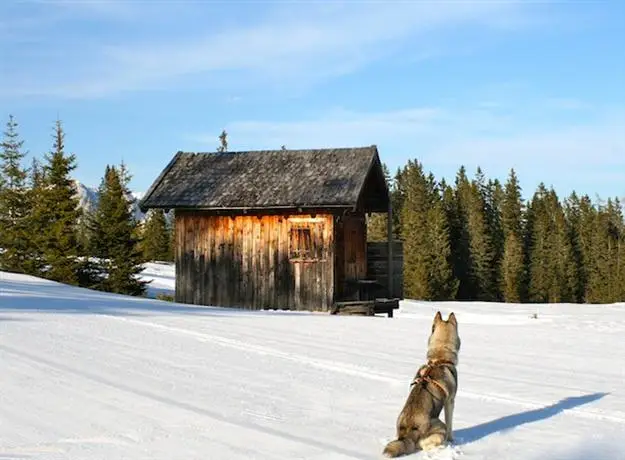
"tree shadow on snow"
454,392,608,446
0,279,312,318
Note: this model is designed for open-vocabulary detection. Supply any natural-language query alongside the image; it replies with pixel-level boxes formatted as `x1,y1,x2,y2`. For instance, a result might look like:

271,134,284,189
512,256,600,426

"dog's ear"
448,312,457,326
432,311,442,332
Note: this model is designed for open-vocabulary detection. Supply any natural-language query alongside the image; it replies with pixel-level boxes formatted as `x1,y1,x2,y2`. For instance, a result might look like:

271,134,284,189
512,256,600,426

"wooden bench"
331,298,400,318
331,300,375,316
373,298,400,318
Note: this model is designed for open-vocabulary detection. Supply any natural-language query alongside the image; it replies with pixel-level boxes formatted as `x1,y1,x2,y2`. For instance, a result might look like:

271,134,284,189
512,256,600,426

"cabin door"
287,216,333,311
334,214,367,301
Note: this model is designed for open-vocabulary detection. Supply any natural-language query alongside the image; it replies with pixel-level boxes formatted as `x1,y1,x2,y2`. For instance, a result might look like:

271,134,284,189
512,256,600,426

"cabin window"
289,223,324,261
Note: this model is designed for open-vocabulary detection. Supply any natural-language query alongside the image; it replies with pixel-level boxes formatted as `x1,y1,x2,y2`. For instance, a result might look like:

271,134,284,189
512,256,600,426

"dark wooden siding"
366,241,404,299
333,213,368,300
175,211,334,311
343,214,367,280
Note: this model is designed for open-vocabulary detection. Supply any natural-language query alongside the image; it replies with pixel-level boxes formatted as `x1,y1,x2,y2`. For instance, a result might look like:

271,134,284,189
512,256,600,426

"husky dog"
383,311,461,457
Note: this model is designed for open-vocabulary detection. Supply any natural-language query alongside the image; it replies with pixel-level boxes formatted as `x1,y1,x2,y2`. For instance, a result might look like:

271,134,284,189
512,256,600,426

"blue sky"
1,0,624,201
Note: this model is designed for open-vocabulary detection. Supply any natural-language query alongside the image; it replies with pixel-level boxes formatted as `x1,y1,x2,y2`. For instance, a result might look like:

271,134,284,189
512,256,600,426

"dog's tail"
382,437,418,458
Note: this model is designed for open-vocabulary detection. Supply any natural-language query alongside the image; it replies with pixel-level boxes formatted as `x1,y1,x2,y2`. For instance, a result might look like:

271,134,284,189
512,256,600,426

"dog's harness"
410,359,455,399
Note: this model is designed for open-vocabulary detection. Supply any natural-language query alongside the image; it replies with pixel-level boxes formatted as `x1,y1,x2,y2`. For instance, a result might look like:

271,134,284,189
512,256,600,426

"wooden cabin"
138,145,403,313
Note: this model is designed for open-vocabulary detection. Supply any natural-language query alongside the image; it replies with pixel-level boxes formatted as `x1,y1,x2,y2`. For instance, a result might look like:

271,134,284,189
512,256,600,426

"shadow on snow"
454,392,609,446
0,278,311,318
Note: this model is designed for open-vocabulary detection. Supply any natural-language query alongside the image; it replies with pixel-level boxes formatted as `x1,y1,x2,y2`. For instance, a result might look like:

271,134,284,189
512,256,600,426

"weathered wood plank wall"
175,211,334,311
332,213,367,300
366,241,404,299
342,214,368,281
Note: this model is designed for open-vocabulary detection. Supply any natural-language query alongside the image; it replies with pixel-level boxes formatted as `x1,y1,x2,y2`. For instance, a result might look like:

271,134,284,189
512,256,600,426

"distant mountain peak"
73,180,149,222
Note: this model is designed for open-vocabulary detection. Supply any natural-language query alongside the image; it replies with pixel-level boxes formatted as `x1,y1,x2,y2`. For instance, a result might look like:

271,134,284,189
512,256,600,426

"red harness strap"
410,360,455,399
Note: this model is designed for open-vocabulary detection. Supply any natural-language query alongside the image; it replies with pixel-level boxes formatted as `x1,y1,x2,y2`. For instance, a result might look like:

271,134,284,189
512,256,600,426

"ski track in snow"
1,268,625,459
84,313,625,426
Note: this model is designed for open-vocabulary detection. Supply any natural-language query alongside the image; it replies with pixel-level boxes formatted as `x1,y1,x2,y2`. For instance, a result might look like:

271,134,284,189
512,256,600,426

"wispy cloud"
1,1,535,99
191,102,625,198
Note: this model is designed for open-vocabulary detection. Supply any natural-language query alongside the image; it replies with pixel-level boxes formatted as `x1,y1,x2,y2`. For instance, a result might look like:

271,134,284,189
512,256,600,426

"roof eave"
138,151,184,213
139,203,359,213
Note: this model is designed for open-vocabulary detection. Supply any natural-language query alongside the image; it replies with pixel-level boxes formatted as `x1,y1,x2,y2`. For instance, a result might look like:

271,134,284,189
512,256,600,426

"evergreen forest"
367,162,625,303
0,116,173,297
1,115,623,303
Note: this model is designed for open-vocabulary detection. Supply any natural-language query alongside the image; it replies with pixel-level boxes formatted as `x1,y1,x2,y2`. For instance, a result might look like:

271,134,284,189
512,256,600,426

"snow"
1,269,625,459
140,261,176,298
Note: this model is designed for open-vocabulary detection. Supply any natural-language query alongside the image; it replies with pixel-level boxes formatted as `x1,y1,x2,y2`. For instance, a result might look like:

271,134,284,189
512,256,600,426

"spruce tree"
391,167,406,240
441,179,462,299
501,232,524,302
563,192,594,302
500,169,525,302
141,209,172,262
0,115,31,273
548,189,577,302
400,160,435,299
451,166,473,300
615,198,625,301
457,167,497,301
35,120,83,285
502,169,524,237
366,163,392,241
89,164,148,296
426,196,458,300
607,198,625,302
400,161,457,300
587,198,625,303
577,195,598,301
217,129,228,153
526,185,576,303
484,177,505,300
22,157,46,276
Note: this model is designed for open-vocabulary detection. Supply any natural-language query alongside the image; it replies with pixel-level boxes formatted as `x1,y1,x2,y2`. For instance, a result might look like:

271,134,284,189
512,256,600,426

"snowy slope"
140,261,176,298
1,271,624,460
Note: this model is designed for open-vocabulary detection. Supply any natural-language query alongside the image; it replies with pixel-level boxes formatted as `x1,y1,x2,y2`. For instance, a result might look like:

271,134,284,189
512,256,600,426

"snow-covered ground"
1,270,624,460
140,261,176,298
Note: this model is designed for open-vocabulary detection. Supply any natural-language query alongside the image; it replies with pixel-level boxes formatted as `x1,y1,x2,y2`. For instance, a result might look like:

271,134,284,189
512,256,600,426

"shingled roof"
138,145,389,213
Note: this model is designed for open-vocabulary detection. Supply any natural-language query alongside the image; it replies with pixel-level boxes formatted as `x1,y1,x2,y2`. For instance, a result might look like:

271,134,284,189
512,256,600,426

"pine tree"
451,166,473,300
141,209,172,261
366,162,392,241
526,185,576,303
501,232,524,302
217,129,228,153
400,160,433,299
484,177,505,300
563,192,593,302
587,198,625,303
615,198,625,301
35,120,84,285
457,167,497,301
608,198,625,302
548,189,577,302
89,164,148,296
501,169,524,237
500,169,525,302
22,157,46,276
440,179,462,299
391,167,406,239
0,115,31,273
399,161,456,300
425,196,458,300
577,195,598,301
